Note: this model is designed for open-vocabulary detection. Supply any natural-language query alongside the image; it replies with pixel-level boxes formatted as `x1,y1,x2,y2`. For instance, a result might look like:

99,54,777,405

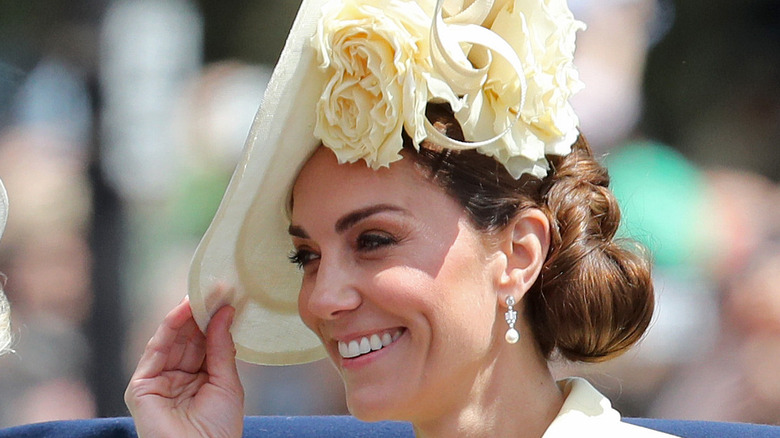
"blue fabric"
0,418,138,438
243,416,413,437
0,416,777,437
624,417,780,438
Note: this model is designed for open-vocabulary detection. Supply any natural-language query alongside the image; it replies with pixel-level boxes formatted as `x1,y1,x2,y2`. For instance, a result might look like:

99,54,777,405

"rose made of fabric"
454,0,585,178
314,0,584,178
313,0,453,169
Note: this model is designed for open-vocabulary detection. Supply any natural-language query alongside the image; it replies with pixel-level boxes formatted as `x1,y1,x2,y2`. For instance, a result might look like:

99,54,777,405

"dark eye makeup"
288,248,319,269
356,232,397,251
288,230,400,270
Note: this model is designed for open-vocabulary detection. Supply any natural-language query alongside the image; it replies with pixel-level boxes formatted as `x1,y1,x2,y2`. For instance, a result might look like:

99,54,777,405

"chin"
348,403,400,423
345,388,410,423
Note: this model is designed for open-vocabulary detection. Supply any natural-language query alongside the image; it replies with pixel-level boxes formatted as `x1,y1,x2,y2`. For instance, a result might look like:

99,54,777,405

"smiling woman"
292,147,511,425
124,0,669,437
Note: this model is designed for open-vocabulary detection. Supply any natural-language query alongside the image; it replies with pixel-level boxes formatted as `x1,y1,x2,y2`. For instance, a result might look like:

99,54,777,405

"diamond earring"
504,296,519,344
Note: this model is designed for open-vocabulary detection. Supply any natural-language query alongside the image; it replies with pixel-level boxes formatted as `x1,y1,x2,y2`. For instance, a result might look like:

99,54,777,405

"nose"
301,256,362,320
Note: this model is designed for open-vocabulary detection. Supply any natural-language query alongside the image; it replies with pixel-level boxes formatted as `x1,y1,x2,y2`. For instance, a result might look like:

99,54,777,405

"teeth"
338,341,348,358
369,334,382,351
338,330,402,359
359,337,371,354
348,340,360,358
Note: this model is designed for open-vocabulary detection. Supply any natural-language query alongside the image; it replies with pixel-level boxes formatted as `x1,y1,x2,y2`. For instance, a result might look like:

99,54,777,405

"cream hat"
188,0,584,365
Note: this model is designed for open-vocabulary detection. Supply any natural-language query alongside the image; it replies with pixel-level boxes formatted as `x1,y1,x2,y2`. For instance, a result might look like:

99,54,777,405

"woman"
126,0,672,436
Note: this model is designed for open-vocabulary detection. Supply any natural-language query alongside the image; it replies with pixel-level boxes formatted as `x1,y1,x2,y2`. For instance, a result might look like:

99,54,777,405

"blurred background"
0,0,778,428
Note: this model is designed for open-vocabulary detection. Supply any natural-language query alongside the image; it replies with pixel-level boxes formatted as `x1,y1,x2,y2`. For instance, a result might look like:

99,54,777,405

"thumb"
205,306,242,393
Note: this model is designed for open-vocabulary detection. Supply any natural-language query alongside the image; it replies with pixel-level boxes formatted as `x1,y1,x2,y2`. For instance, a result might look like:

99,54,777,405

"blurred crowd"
0,0,778,428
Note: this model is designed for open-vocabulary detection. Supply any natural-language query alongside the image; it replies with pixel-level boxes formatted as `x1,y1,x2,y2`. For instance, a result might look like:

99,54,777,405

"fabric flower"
313,0,584,178
455,0,585,178
313,0,442,169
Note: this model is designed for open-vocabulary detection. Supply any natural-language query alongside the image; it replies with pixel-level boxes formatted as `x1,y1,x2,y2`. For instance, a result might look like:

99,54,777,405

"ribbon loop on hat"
427,0,526,151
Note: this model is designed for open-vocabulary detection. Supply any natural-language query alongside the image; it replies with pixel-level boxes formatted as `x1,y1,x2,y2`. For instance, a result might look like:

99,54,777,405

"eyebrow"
287,224,309,239
287,204,407,238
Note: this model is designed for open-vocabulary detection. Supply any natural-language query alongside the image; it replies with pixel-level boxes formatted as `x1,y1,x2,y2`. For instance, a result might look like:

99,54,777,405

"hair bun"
528,138,654,363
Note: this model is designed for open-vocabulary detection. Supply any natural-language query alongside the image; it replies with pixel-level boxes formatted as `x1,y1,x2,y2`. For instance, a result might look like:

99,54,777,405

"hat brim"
188,0,329,365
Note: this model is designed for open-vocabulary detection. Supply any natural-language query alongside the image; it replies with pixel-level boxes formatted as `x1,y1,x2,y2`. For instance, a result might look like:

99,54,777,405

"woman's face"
290,147,508,422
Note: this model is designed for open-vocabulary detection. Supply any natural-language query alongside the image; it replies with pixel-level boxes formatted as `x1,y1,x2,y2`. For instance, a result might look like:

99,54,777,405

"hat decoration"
313,0,584,178
188,0,585,366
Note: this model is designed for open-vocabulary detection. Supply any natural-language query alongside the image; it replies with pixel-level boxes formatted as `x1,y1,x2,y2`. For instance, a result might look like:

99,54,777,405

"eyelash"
288,248,318,270
356,232,397,250
288,232,398,269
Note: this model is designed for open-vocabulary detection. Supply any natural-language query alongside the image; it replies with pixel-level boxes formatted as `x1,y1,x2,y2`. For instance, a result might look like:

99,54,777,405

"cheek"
433,288,497,351
371,266,433,308
433,244,499,344
375,254,497,345
296,284,317,332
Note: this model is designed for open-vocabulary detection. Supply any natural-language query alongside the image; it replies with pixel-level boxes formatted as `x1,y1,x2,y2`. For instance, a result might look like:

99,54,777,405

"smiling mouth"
337,329,404,359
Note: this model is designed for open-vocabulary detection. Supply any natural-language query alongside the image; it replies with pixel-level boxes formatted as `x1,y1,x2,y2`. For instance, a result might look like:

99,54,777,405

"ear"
497,209,550,303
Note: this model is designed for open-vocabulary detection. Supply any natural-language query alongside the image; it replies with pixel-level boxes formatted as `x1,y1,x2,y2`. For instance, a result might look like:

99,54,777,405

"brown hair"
403,103,654,363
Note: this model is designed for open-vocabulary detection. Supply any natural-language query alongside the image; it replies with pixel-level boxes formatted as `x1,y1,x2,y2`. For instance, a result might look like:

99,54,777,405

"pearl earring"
504,296,519,344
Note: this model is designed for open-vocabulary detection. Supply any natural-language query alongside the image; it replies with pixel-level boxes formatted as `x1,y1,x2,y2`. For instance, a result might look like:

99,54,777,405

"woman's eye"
357,232,396,251
288,248,319,269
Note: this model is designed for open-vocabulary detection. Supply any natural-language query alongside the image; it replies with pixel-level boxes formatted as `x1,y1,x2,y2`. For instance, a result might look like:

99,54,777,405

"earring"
504,296,519,344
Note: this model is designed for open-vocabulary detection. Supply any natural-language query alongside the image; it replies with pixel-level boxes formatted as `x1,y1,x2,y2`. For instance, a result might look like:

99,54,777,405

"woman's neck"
411,337,564,438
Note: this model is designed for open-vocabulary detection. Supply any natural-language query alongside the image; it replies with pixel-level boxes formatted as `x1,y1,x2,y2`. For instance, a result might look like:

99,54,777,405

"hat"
188,0,584,365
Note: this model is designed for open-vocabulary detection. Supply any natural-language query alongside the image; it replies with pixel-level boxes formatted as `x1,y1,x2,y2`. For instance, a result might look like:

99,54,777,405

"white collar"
543,378,678,437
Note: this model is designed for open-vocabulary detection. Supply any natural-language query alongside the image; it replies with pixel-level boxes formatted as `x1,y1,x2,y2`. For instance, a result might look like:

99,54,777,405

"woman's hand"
125,297,245,438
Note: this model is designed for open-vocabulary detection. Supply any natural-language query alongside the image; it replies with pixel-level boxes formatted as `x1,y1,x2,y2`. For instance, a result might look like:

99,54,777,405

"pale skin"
124,297,244,438
126,147,563,438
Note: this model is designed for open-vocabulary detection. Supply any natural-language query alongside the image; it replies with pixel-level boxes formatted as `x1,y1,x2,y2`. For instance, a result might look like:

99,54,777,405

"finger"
204,306,242,393
132,299,197,380
165,316,206,374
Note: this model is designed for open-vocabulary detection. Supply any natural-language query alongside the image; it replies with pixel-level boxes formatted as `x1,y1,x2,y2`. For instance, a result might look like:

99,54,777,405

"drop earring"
504,296,519,344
